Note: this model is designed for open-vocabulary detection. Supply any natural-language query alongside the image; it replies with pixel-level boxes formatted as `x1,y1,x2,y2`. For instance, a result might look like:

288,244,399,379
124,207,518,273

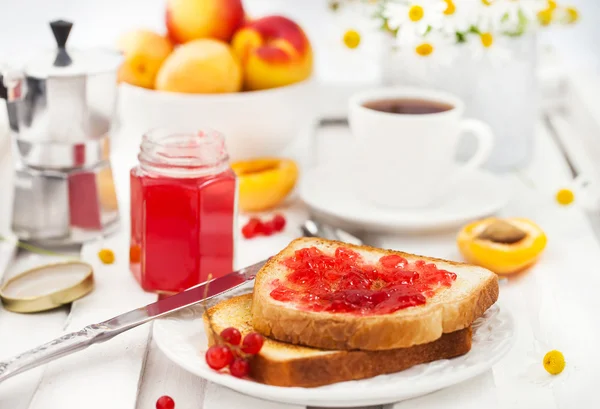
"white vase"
381,34,538,173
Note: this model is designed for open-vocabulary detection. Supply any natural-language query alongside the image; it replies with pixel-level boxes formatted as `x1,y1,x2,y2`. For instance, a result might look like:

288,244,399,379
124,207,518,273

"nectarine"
155,39,242,94
232,15,313,91
117,30,173,89
166,0,245,43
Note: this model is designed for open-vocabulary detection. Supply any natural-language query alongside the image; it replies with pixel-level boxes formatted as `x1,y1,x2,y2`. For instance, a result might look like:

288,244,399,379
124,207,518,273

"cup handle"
444,118,494,190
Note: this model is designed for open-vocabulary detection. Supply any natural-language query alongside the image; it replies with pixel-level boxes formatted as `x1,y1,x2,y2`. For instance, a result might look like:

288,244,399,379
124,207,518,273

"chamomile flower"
468,30,511,62
471,0,508,32
555,5,580,24
500,0,548,32
393,28,458,83
383,0,447,36
521,339,570,387
440,0,473,33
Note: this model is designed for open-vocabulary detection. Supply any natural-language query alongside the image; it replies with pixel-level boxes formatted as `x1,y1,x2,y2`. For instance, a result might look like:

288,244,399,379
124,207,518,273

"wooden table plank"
203,382,305,409
26,237,156,409
386,372,498,409
0,254,70,409
135,336,207,409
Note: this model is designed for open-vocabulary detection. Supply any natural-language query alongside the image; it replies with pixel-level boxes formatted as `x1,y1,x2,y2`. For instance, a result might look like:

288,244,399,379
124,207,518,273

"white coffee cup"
348,87,494,209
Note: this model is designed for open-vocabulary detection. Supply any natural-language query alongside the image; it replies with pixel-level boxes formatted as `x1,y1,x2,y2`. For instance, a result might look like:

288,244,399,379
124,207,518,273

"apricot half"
232,158,298,212
457,217,547,275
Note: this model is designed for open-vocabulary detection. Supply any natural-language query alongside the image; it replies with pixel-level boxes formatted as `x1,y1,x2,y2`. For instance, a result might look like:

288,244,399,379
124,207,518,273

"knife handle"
0,324,110,383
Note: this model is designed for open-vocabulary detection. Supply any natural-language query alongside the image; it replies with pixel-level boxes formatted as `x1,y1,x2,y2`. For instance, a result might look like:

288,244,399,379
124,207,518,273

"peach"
231,158,298,212
155,39,242,93
166,0,245,43
117,30,174,89
232,15,313,91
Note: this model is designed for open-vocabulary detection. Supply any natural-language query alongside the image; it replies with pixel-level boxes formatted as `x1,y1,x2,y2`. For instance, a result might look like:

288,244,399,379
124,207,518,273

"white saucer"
299,164,512,232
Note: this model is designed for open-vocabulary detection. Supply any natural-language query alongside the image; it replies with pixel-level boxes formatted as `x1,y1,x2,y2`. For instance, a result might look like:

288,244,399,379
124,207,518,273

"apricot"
457,217,547,275
117,30,173,89
231,158,298,212
232,15,313,91
166,0,245,43
155,39,242,93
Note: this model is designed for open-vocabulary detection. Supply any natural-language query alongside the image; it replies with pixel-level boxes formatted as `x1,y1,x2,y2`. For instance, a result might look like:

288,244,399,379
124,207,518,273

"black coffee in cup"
363,98,453,115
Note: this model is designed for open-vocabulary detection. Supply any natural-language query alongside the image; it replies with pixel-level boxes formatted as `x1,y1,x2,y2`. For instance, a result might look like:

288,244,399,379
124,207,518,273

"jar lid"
0,261,94,313
24,20,122,79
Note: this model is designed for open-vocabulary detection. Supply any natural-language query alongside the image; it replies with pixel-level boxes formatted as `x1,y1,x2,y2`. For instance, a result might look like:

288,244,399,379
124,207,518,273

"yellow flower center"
556,188,575,205
543,350,566,375
409,5,424,22
415,42,434,56
481,0,493,6
538,8,553,26
547,0,557,9
98,248,115,264
480,32,493,48
566,6,579,23
343,29,361,49
443,0,456,15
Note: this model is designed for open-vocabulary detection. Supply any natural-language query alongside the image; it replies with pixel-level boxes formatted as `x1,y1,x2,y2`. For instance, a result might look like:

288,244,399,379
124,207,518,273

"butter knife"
0,259,266,383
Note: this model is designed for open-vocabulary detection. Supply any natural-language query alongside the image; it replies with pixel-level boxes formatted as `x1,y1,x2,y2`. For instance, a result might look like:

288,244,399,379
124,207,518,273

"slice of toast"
204,294,472,388
252,237,498,351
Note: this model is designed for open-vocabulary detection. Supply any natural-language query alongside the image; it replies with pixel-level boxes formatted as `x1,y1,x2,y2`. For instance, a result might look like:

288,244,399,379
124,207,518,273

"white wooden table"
2,75,600,409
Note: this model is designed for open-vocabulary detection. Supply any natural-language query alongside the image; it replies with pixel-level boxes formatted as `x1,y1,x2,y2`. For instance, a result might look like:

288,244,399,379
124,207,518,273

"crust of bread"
205,294,472,388
252,237,498,351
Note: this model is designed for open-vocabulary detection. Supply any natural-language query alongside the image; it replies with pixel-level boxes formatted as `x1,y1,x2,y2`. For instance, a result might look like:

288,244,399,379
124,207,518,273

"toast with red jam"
251,237,498,351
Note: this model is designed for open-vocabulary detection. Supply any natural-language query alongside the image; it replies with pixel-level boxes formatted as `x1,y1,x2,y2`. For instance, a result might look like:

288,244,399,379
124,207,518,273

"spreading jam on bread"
270,246,457,314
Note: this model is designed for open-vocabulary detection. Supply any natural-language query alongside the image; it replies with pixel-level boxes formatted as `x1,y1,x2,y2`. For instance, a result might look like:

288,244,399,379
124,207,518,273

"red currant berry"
156,395,175,409
205,345,233,370
261,220,276,236
241,332,264,355
220,327,242,346
271,214,286,232
229,357,250,378
242,218,261,239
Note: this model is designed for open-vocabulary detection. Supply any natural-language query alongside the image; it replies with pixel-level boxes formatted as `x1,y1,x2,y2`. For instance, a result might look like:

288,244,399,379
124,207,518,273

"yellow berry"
543,350,565,375
480,32,494,48
555,188,575,206
343,29,361,49
98,248,115,265
415,42,434,56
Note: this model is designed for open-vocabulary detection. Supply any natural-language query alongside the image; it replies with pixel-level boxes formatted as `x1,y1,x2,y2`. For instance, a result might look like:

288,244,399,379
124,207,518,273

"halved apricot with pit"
457,217,547,275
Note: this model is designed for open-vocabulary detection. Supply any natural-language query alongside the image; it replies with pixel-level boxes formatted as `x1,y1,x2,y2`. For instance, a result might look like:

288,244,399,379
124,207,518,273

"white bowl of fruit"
116,0,317,161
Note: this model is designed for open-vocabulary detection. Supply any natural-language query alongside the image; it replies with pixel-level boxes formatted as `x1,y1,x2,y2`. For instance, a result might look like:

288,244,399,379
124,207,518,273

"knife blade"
0,258,267,383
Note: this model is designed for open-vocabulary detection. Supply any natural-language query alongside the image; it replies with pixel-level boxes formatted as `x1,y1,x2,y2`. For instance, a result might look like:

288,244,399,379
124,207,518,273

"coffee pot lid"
23,20,121,79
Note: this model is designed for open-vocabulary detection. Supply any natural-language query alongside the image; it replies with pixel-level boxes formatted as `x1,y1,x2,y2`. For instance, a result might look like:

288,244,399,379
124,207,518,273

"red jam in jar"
270,246,457,315
130,128,237,294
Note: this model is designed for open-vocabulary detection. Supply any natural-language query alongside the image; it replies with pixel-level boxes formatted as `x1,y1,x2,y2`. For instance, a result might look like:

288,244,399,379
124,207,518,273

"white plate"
299,165,512,232
153,289,515,408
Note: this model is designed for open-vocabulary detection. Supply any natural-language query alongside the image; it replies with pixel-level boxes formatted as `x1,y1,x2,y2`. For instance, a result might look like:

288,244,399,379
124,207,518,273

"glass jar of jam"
129,128,237,294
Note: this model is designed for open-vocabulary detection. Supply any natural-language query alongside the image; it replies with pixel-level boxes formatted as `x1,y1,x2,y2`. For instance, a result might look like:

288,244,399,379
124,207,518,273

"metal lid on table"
0,261,94,313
